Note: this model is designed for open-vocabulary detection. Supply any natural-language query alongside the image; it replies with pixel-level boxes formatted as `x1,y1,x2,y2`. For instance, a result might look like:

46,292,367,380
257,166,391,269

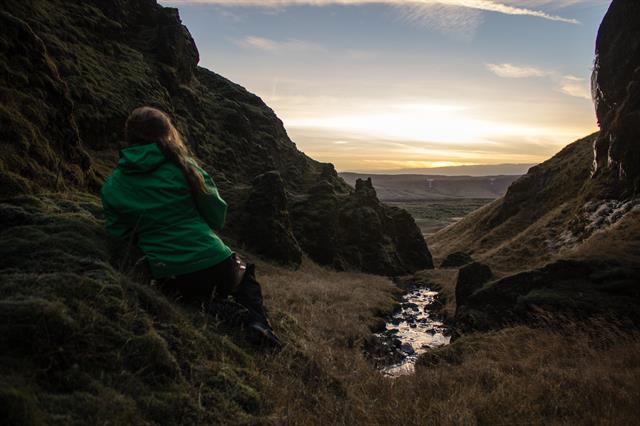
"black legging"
158,254,270,327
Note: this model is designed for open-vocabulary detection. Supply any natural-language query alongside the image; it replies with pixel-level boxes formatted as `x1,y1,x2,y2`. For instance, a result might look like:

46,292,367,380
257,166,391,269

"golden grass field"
246,258,640,426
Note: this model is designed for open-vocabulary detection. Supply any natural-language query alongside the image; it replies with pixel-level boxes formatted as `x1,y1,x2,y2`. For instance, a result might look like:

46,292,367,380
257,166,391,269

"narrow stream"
369,285,451,376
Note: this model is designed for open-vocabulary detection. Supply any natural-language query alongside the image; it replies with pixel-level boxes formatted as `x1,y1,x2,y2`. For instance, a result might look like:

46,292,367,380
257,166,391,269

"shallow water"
376,286,451,376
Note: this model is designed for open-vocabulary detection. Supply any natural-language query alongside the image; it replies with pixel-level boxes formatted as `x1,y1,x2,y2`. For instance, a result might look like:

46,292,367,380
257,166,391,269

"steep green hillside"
0,195,265,424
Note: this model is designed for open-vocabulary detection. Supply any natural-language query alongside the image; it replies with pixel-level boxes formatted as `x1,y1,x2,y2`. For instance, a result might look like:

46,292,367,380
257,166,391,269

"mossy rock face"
240,170,302,267
1,0,433,275
0,195,264,424
291,177,434,274
593,0,640,194
0,11,97,197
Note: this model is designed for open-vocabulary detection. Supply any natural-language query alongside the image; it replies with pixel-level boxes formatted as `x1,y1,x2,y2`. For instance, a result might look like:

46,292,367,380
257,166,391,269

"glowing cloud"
559,75,591,99
235,36,324,52
486,63,552,78
487,63,592,100
285,102,549,145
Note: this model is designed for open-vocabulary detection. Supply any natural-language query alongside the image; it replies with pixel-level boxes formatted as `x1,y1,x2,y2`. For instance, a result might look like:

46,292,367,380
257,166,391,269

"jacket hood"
118,143,166,174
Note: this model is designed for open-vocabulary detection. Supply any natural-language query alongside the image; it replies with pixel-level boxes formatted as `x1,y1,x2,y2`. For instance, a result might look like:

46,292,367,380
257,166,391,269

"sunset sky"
161,0,610,172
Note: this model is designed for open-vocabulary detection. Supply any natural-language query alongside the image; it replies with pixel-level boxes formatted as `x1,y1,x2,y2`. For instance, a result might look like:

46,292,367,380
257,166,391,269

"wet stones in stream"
364,285,451,376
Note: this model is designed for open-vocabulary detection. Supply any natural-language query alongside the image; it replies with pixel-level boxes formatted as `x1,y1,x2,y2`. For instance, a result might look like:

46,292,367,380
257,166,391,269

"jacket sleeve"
101,184,133,239
194,167,228,231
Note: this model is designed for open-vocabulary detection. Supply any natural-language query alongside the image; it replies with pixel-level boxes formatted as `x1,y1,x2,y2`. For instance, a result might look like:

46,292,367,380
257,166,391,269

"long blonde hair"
125,106,208,194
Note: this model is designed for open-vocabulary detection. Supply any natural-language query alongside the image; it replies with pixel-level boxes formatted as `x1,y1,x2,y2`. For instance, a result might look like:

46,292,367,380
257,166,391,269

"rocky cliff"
430,0,640,332
0,0,432,274
592,0,640,193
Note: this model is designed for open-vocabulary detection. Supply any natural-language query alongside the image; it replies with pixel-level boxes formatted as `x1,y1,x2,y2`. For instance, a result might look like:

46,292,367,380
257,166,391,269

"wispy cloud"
501,0,608,9
486,63,552,78
235,36,324,52
398,4,483,40
166,0,580,24
558,75,591,99
486,63,591,100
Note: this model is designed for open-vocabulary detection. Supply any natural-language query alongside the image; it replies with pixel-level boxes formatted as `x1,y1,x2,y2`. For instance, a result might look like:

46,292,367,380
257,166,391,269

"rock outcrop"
291,176,434,274
592,0,640,193
455,260,640,332
0,0,432,274
240,171,302,267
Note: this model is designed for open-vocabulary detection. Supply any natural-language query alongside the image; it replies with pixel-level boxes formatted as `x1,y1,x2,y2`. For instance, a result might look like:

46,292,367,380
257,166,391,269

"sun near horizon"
161,0,609,174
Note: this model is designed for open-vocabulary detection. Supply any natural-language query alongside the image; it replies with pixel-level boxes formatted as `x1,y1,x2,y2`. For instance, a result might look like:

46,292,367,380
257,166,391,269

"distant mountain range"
339,172,522,201
346,163,537,177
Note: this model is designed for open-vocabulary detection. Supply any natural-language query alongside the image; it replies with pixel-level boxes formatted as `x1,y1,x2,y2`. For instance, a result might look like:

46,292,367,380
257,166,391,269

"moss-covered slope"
0,195,265,425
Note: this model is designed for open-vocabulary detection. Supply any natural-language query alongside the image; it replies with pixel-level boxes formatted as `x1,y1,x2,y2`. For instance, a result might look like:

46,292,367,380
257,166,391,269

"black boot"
246,321,282,348
234,264,281,347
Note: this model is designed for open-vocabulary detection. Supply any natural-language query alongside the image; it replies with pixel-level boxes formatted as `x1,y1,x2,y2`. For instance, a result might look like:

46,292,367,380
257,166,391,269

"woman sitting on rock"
101,106,280,347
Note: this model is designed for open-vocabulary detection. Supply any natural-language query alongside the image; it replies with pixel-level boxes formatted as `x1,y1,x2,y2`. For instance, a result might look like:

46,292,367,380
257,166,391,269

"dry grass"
251,261,640,426
370,323,640,426
9,194,631,425
568,209,640,267
259,260,399,346
428,135,597,276
4,194,638,425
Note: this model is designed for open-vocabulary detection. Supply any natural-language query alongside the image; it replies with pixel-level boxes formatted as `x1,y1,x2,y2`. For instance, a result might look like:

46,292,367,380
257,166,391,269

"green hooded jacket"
100,142,232,278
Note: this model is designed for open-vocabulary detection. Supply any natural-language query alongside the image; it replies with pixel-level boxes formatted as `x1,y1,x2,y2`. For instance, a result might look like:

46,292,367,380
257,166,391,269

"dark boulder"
363,335,406,367
240,171,302,267
455,260,640,332
441,251,473,268
455,262,492,312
